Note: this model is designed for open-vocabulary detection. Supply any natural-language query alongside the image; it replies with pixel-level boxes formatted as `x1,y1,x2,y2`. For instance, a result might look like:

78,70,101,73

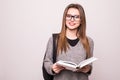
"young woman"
43,3,94,80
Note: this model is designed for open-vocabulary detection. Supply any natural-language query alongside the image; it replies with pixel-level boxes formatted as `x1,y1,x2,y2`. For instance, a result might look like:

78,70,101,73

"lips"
69,22,76,26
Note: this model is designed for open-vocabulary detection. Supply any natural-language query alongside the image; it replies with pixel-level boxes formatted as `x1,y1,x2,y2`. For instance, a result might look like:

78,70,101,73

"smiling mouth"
69,22,76,26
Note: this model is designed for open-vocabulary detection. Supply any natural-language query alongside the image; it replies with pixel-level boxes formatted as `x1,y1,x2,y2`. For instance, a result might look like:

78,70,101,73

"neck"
66,28,78,39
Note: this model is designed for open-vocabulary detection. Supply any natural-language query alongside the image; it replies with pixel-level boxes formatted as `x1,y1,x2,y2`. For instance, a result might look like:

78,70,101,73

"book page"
56,57,98,71
78,57,98,68
56,60,77,71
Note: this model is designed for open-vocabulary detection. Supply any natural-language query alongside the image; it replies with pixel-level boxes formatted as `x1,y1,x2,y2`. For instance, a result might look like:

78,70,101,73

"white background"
0,0,120,80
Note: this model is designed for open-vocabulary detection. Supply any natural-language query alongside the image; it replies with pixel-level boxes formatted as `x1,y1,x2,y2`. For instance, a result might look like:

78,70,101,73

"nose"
71,17,75,21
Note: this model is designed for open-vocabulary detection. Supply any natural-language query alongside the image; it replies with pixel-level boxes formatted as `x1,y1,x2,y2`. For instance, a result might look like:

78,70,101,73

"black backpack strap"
52,33,59,63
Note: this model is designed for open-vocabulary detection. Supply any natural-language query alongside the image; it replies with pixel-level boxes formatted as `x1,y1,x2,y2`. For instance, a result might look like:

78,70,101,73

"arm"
43,36,55,75
43,36,64,75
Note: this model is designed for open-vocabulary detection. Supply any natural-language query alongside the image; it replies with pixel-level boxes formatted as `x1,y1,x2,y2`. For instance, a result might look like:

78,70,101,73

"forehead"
67,8,80,15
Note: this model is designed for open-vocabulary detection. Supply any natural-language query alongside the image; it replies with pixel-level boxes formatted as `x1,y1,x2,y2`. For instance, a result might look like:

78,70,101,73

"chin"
67,27,78,30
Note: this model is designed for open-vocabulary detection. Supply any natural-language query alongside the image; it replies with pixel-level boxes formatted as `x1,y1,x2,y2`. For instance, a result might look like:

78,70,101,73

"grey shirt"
43,36,94,80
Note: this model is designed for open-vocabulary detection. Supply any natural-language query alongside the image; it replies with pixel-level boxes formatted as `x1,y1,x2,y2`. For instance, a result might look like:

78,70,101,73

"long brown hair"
57,3,91,58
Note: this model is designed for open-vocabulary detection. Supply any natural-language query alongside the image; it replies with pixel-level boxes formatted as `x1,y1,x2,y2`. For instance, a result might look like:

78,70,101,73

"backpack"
42,34,59,80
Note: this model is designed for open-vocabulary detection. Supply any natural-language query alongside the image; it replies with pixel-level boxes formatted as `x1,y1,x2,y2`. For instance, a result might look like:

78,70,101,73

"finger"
55,67,64,73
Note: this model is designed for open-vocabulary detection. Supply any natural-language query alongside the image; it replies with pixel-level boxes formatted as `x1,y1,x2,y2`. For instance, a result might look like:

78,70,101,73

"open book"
56,57,98,71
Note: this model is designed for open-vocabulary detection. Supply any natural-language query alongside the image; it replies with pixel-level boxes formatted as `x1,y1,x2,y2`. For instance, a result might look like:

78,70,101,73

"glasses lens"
66,14,71,20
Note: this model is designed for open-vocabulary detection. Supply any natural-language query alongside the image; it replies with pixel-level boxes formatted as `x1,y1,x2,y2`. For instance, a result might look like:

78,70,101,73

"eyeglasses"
66,14,80,21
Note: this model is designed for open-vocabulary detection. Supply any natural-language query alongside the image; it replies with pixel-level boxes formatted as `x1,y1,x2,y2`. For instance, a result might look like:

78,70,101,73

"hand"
76,65,91,73
52,63,65,74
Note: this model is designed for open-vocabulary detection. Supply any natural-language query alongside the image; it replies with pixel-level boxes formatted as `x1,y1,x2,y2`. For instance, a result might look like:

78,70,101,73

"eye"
74,15,80,18
66,14,71,18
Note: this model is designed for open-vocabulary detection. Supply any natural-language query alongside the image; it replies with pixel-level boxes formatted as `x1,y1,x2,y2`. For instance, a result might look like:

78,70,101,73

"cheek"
65,21,69,26
77,22,81,26
76,21,81,27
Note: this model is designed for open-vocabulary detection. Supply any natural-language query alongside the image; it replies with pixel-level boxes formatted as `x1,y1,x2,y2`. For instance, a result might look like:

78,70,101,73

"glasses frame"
66,14,80,21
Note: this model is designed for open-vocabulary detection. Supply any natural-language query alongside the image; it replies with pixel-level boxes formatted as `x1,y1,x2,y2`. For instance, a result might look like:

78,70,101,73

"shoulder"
47,33,59,44
48,36,53,43
87,36,94,46
87,36,93,42
46,35,53,47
